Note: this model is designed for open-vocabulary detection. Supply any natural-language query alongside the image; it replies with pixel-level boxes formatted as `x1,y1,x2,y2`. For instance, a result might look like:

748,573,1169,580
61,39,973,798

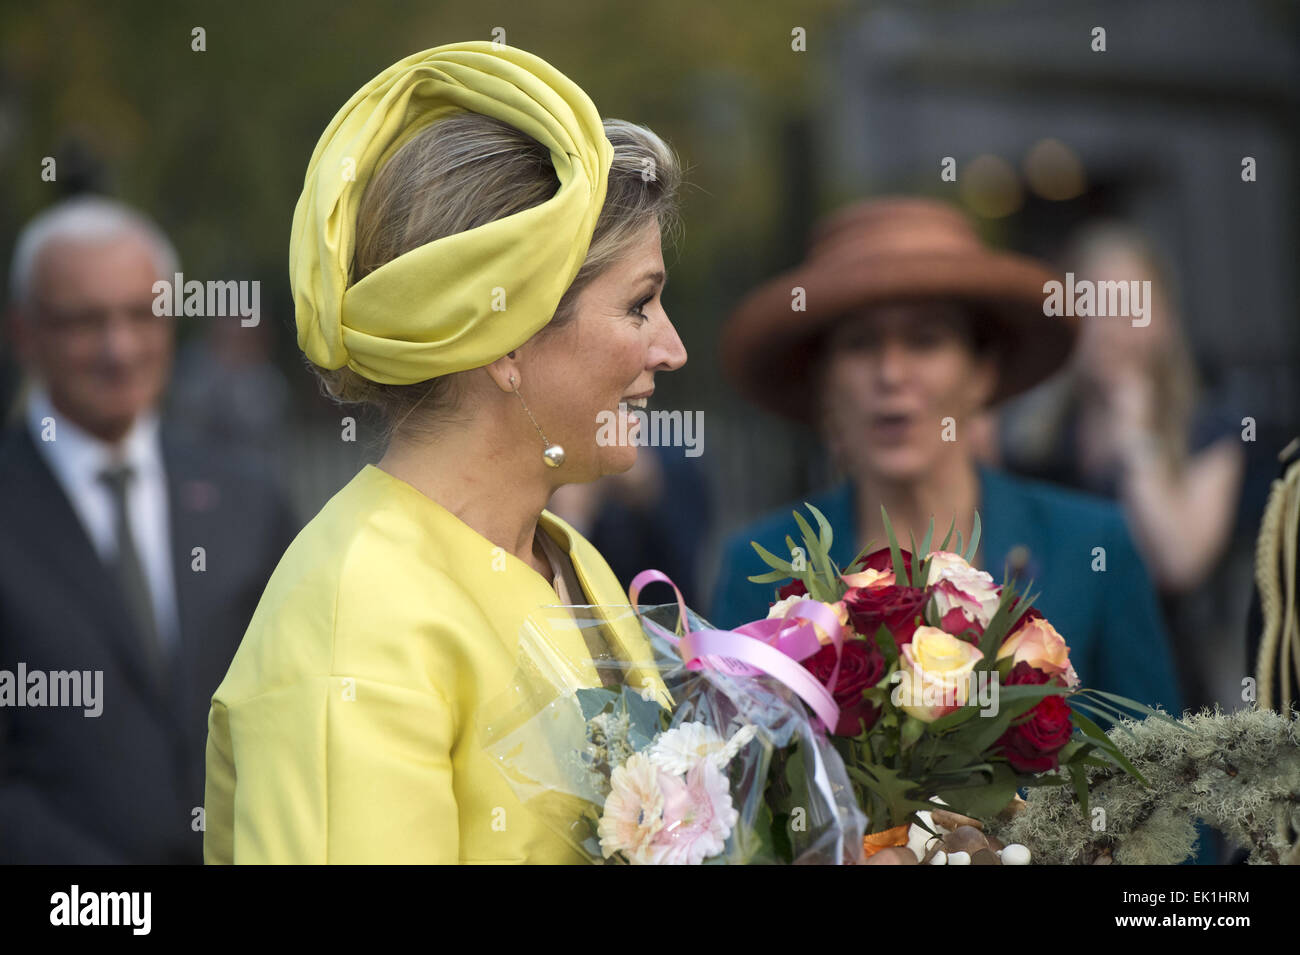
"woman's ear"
485,350,522,393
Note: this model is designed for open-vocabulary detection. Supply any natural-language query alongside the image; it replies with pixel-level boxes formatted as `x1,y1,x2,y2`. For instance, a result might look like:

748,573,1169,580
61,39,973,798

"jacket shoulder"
983,467,1129,542
720,483,852,560
213,472,484,708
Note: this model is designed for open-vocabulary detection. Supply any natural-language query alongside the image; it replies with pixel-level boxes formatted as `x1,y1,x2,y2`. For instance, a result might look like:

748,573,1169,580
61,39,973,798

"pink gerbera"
641,760,739,865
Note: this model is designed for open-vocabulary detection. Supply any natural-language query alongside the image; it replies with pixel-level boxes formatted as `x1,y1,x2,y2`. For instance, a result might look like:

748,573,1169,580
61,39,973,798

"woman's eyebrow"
636,269,666,287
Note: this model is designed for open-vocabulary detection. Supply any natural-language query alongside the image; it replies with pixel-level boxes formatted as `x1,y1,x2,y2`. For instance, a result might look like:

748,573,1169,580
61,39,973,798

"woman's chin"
862,446,936,484
597,444,639,476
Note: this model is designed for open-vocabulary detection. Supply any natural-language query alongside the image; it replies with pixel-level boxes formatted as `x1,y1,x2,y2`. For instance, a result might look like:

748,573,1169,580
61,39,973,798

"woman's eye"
907,331,944,349
629,296,653,321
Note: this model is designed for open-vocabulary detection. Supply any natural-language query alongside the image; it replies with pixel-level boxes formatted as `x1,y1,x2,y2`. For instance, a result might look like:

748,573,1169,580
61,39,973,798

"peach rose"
841,567,895,590
997,616,1079,686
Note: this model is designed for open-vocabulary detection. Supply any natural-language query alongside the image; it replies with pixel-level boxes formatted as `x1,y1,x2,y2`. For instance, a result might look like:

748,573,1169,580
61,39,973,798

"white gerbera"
646,721,758,775
597,752,667,862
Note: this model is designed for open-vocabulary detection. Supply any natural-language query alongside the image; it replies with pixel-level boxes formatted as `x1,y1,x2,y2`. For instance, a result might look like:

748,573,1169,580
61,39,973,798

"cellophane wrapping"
478,602,867,864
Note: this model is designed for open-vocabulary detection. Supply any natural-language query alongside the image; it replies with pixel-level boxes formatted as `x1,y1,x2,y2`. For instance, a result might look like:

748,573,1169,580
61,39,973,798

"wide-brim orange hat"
720,196,1077,424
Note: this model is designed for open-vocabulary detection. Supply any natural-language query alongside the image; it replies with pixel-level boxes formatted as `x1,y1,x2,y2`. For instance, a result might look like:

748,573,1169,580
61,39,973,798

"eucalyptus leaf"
1083,689,1191,730
623,685,667,749
1070,707,1149,786
1069,697,1141,740
1067,762,1091,816
964,511,982,564
751,540,794,574
792,511,821,569
806,502,835,554
880,507,908,583
576,687,619,721
939,516,957,552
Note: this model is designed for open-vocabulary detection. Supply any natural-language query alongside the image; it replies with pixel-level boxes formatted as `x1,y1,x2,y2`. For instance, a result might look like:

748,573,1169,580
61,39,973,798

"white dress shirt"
24,382,180,653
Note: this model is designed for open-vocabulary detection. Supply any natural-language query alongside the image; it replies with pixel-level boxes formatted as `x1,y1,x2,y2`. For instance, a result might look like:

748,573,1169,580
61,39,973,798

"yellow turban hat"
290,41,614,384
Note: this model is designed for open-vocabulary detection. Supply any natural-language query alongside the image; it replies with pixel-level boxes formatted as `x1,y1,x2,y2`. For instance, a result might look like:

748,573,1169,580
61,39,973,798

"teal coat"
708,465,1184,716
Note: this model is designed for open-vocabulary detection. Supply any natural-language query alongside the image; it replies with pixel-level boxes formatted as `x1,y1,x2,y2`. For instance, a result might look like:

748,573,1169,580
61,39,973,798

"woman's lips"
870,412,914,444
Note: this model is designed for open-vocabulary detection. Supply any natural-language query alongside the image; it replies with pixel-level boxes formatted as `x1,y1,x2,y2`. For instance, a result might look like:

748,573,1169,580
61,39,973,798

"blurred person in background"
167,303,292,457
710,197,1185,719
0,195,298,862
996,222,1245,709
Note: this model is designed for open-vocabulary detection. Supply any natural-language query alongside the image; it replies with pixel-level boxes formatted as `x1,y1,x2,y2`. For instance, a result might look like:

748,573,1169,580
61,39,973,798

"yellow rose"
891,626,985,722
997,616,1078,685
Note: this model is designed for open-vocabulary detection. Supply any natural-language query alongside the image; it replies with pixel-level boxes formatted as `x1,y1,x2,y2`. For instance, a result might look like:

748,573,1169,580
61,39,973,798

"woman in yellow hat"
204,42,687,863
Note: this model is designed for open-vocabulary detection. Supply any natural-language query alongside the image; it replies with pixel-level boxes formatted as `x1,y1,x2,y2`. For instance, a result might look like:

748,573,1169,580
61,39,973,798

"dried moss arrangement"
987,707,1300,864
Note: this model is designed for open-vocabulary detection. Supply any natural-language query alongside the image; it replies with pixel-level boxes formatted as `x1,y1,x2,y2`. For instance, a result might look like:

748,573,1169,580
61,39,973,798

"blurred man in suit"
0,195,299,862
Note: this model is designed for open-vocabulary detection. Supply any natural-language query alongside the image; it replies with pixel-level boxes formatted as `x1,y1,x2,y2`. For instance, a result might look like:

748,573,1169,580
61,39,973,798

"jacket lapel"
0,425,171,713
539,510,673,708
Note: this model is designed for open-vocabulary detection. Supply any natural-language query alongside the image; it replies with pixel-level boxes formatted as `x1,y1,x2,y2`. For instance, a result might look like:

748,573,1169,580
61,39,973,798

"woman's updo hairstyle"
309,113,683,444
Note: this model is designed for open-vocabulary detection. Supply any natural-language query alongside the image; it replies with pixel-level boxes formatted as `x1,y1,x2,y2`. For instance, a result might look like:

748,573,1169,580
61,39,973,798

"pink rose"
925,551,1000,629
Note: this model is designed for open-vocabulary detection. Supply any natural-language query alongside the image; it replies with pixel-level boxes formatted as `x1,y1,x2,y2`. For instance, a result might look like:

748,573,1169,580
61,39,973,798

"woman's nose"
874,338,908,385
653,311,688,371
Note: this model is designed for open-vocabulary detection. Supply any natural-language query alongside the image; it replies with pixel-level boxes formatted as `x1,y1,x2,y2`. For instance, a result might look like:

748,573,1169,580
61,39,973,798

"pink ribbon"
627,569,846,731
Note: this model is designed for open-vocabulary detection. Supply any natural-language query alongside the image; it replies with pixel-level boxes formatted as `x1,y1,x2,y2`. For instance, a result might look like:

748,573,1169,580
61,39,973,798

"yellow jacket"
204,464,666,863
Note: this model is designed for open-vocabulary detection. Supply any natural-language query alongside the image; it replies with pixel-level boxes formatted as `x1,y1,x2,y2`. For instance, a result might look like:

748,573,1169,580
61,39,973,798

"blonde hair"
1067,221,1199,472
310,113,683,443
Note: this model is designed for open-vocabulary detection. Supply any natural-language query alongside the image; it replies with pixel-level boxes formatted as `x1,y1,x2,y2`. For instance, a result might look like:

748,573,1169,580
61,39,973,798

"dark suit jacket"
0,421,299,863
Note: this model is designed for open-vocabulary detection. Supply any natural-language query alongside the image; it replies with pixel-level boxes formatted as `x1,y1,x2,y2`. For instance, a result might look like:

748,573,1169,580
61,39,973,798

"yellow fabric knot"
290,41,614,384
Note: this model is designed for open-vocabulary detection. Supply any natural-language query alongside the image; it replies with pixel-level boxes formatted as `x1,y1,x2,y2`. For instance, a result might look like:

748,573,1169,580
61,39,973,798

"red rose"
850,547,913,578
802,639,884,736
775,579,807,601
1004,660,1049,686
1003,659,1068,689
995,685,1073,773
940,606,984,643
843,584,930,646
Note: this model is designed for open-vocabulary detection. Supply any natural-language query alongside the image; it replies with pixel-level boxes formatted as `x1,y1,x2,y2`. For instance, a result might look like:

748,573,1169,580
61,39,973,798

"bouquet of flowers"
746,504,1183,859
478,596,867,864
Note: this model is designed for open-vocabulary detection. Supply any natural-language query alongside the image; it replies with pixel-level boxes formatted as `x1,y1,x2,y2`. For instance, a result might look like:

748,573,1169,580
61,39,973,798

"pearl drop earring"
509,375,565,468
